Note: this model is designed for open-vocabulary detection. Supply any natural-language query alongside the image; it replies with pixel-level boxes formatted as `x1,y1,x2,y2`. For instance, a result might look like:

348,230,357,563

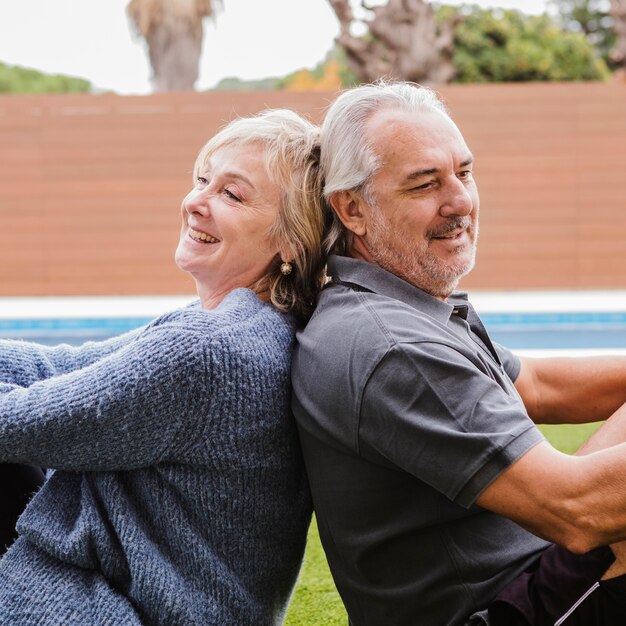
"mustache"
427,217,472,239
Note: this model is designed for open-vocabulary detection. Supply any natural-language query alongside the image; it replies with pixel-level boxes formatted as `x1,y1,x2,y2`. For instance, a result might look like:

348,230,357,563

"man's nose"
440,178,473,217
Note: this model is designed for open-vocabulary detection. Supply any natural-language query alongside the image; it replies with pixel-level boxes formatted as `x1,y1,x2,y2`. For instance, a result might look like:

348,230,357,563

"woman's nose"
184,188,211,217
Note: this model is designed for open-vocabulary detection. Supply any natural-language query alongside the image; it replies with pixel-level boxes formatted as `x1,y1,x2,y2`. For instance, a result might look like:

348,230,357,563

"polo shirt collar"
327,254,465,324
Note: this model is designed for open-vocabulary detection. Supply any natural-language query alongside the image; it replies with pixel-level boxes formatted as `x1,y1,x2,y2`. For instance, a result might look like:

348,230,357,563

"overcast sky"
0,0,550,94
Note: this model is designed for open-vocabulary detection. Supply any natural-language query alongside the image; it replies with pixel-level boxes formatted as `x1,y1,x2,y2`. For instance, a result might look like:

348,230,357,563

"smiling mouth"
431,229,465,241
430,218,472,242
189,228,220,244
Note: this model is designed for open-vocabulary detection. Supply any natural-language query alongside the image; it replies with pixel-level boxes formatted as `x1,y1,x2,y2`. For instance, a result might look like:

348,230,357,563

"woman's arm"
0,325,207,472
0,327,145,387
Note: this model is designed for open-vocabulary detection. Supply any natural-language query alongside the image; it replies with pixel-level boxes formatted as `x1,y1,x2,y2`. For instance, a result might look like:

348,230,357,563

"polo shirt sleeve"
359,340,544,508
494,341,521,382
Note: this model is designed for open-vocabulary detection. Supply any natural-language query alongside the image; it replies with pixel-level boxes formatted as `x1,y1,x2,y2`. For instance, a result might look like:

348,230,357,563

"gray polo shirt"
292,255,550,626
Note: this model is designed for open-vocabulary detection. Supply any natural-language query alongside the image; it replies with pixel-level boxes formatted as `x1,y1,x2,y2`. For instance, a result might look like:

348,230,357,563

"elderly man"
292,81,626,625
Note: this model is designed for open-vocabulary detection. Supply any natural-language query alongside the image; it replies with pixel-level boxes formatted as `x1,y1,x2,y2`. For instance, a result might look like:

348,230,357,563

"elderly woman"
0,109,325,625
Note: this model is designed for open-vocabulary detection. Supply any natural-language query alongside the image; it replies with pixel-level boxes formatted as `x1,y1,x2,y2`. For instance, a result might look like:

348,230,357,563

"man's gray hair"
321,81,450,254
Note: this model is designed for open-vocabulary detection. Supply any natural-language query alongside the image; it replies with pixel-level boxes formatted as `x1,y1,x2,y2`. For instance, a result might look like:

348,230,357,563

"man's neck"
346,237,374,265
344,241,452,303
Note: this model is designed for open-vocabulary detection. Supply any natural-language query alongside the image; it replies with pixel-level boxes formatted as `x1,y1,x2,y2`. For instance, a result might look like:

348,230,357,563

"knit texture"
0,289,312,625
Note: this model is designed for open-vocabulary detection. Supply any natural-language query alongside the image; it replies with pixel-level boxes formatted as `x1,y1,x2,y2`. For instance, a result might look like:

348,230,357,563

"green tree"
549,0,617,65
0,62,91,93
212,47,358,92
443,6,610,82
276,47,358,90
212,4,608,91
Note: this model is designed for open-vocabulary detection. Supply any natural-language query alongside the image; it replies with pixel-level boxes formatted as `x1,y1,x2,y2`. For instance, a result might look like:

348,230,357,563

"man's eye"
458,170,473,180
413,182,433,191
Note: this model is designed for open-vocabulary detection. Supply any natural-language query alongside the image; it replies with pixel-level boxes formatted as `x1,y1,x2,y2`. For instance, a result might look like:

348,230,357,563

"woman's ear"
328,191,368,237
278,241,297,265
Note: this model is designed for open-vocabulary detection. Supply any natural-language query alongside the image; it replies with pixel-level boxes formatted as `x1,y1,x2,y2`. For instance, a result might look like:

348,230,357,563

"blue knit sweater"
0,289,312,625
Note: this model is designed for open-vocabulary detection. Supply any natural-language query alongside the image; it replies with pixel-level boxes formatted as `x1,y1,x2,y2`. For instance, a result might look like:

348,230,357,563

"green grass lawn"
284,515,347,625
284,421,602,625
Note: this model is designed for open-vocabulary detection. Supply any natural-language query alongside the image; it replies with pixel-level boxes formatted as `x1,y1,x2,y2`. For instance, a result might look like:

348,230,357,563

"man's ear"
328,190,368,237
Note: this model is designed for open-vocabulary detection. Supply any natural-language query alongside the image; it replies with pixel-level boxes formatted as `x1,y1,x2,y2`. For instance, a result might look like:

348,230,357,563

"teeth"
189,228,219,243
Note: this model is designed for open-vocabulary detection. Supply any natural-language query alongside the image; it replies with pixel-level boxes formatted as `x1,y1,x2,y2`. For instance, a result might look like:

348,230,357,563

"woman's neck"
197,283,270,310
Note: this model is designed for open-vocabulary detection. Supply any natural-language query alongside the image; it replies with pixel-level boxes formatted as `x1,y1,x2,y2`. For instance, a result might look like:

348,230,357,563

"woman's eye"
224,189,241,202
196,176,208,187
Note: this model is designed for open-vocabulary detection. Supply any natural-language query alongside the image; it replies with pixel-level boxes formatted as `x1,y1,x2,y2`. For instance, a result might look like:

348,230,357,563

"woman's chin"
174,250,197,276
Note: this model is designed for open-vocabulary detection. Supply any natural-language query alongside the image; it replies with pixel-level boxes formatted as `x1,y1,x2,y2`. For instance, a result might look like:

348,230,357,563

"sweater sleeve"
0,325,207,472
0,328,144,387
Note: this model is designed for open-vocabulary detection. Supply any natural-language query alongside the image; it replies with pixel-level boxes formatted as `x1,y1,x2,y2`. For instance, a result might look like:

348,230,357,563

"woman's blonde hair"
194,109,326,321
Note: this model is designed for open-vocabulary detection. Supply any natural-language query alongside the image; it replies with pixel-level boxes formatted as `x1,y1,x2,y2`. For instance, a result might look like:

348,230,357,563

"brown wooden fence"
1,83,625,296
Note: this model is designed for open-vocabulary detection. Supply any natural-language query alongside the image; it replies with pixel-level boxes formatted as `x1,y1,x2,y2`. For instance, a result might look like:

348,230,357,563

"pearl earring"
280,262,293,276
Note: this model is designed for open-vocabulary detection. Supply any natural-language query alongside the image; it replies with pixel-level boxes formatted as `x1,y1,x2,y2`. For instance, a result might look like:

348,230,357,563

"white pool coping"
2,291,626,357
0,295,196,319
474,290,626,356
469,290,626,313
2,290,626,319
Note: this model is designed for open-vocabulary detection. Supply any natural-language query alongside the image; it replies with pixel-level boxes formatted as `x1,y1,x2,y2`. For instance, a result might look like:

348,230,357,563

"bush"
446,6,610,82
0,62,91,93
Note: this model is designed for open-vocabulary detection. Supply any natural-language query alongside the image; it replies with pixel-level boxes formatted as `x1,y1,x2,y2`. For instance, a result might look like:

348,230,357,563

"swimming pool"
482,311,626,350
471,290,626,356
0,296,193,346
2,292,626,354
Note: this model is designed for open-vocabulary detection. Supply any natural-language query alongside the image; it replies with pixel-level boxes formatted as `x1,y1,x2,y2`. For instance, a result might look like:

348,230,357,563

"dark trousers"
489,544,626,625
0,463,45,555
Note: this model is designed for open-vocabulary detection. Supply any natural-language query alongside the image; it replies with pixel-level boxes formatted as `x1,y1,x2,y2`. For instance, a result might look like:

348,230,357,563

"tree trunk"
148,21,203,91
327,0,460,84
127,0,218,92
610,0,626,72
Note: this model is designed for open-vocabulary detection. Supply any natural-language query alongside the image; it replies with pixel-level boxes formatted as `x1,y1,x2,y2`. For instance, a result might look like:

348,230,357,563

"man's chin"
450,248,476,280
430,277,462,299
428,260,475,297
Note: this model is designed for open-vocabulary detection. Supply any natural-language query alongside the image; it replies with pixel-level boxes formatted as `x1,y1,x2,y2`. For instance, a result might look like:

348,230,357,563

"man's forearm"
516,355,626,424
478,402,626,553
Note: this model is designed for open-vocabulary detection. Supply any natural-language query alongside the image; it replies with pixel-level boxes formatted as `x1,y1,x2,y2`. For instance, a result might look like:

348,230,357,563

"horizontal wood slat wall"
1,83,624,296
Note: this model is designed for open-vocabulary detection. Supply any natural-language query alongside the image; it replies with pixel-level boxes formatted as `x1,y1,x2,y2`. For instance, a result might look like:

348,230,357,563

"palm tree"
127,0,221,92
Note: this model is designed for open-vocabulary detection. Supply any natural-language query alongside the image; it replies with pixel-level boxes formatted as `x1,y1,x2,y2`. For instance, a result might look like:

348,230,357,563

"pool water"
0,317,153,345
0,295,192,346
482,311,626,350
